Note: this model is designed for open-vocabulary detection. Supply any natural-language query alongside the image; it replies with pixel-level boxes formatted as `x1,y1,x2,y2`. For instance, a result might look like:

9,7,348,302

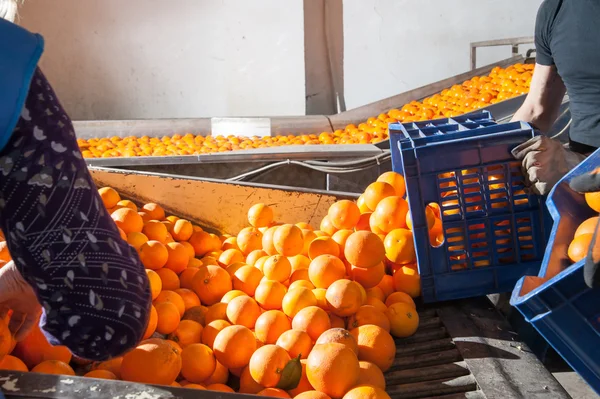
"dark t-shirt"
535,0,600,151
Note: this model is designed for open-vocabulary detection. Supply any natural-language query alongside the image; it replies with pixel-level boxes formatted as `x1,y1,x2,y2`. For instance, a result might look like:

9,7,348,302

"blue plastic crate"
393,123,550,303
511,149,600,395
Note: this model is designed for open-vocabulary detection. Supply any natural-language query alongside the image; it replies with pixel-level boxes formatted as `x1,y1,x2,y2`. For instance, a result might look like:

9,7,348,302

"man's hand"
512,135,587,195
0,262,41,341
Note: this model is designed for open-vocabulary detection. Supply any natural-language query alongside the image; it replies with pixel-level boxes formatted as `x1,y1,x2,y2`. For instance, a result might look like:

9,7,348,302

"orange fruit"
384,229,415,264
296,222,314,230
185,383,207,390
255,310,292,344
295,391,332,399
357,195,370,214
365,286,385,302
377,171,406,198
175,288,202,311
262,226,279,256
302,229,319,255
156,267,180,291
139,240,169,270
206,383,234,392
223,236,241,251
568,233,593,263
255,280,288,310
226,295,261,329
112,208,144,234
179,267,201,290
226,262,247,277
276,329,313,359
331,229,353,259
180,241,197,260
308,236,340,260
356,361,385,389
183,305,208,326
0,355,28,372
143,305,158,339
142,203,166,220
312,288,329,310
364,297,387,314
121,338,181,385
386,302,419,338
31,360,75,376
315,328,358,354
99,187,121,209
189,231,222,257
291,305,331,341
344,231,385,268
308,254,346,289
575,216,599,238
192,265,233,305
202,319,231,349
168,319,204,347
348,305,391,332
202,360,229,385
249,344,291,388
145,269,162,300
355,213,372,232
205,302,228,324
289,279,314,291
290,254,311,272
306,343,360,399
143,220,169,243
181,343,216,383
343,385,391,399
164,242,189,274
248,203,274,228
218,248,245,267
240,365,266,394
263,255,292,283
393,266,421,298
288,359,315,397
326,279,363,317
171,219,193,241
155,290,186,316
258,388,292,398
92,357,123,379
233,265,264,296
371,196,409,233
237,227,263,255
213,325,257,369
363,182,396,211
350,262,385,289
330,312,345,329
221,289,248,304
350,325,395,371
155,301,181,335
41,345,71,364
274,224,304,256
406,207,436,230
128,232,149,250
385,291,416,308
319,215,338,236
84,369,117,380
247,249,268,266
377,275,394,299
328,200,361,230
282,287,318,318
585,192,600,212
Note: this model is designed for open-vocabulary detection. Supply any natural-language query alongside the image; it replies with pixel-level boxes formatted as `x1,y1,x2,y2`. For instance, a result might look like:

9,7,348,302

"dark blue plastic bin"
391,121,550,303
511,149,600,395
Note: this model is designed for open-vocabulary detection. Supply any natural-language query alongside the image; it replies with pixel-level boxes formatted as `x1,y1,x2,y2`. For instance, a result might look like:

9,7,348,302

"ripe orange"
344,231,385,268
168,320,204,347
202,360,229,385
290,254,311,272
185,384,207,390
205,302,228,324
326,279,363,317
350,262,384,289
289,279,314,291
92,357,123,379
568,233,593,263
393,266,421,298
371,196,409,233
302,229,318,255
292,306,331,341
143,220,169,243
343,385,391,399
189,231,221,257
247,249,268,266
0,355,28,372
155,290,186,316
226,296,261,329
143,305,158,339
386,302,419,338
320,215,339,236
263,255,292,283
356,361,385,390
192,265,233,305
206,383,234,392
121,338,181,385
112,208,144,234
179,267,201,290
233,265,264,296
84,369,117,380
328,200,361,230
237,227,263,255
355,212,372,231
308,236,340,260
156,267,180,291
363,182,396,211
276,329,313,359
306,343,360,399
248,203,274,228
139,240,169,270
142,203,165,220
127,232,149,250
226,262,247,277
357,195,370,214
282,287,318,318
218,248,245,267
220,289,247,304
288,359,315,397
249,344,291,388
174,288,201,311
41,345,72,365
262,226,279,256
348,305,390,332
182,305,208,326
171,219,193,241
258,388,292,398
145,269,162,300
295,391,332,399
406,207,435,230
377,275,394,299
155,301,181,335
377,171,406,198
255,279,288,310
240,365,266,394
308,255,346,289
274,224,304,256
350,325,396,372
202,320,231,349
99,187,121,209
385,291,416,309
181,343,216,383
213,325,257,369
365,286,385,302
585,192,600,212
312,288,329,310
164,242,189,274
255,310,292,344
31,360,75,376
316,328,358,354
575,217,599,238
384,229,415,264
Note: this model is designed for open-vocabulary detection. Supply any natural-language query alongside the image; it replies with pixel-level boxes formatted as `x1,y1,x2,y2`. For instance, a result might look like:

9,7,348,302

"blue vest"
0,18,44,151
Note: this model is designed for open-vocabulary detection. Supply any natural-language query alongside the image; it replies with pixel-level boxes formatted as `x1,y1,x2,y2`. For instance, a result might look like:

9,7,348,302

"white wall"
342,0,543,110
19,0,542,120
19,0,306,120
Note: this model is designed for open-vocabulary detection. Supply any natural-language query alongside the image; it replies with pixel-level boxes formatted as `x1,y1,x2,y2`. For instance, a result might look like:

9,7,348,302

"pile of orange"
0,171,429,399
568,191,600,263
78,63,534,158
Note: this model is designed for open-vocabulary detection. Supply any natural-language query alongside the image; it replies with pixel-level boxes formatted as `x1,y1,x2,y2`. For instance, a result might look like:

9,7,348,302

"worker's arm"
511,63,566,132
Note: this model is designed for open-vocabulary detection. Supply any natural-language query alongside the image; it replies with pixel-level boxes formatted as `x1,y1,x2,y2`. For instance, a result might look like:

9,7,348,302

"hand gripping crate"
390,121,551,303
511,148,600,395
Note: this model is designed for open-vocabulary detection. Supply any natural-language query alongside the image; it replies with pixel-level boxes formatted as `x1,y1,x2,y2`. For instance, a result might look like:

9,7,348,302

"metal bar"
395,337,455,357
387,374,478,399
470,37,535,48
385,361,470,385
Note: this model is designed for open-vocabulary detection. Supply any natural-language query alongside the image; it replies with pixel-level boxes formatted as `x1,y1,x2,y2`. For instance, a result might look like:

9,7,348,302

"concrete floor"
553,371,598,398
